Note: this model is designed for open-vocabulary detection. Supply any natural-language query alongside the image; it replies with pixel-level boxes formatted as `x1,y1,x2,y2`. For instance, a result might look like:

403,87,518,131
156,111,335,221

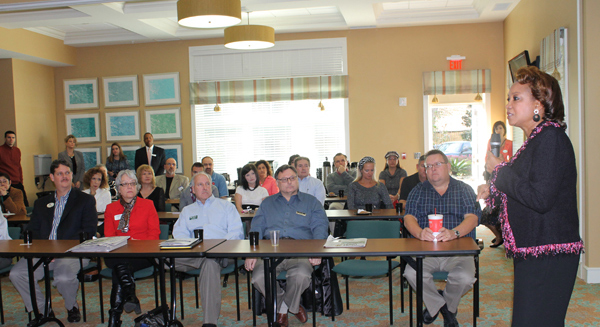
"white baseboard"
580,264,600,283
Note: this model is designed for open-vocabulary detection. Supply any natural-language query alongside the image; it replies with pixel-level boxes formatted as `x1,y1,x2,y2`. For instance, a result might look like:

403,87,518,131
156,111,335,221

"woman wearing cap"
378,151,408,202
347,156,393,210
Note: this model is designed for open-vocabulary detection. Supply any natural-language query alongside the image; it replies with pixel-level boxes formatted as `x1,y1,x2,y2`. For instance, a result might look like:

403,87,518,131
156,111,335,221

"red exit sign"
449,60,462,70
447,55,466,70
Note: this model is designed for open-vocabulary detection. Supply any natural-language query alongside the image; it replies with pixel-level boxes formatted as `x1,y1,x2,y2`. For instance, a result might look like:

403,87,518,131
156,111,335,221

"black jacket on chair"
134,146,166,176
28,188,98,240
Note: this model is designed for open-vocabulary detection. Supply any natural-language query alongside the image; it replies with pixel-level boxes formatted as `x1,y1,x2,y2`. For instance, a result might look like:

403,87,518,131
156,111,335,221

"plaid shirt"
49,189,71,240
406,177,481,239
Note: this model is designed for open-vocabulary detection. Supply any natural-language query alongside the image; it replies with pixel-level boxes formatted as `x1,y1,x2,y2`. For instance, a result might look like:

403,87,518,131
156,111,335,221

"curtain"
190,75,348,105
422,69,491,95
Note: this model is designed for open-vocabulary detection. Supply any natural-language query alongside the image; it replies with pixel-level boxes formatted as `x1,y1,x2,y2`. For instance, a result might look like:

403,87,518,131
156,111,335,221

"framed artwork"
66,113,100,143
103,75,139,108
64,78,98,109
160,143,183,174
143,72,180,106
105,111,140,141
145,108,182,140
78,147,101,170
107,145,138,171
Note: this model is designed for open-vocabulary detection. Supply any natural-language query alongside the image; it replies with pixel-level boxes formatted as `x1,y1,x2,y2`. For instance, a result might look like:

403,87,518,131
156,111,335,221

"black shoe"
490,239,504,248
67,306,81,323
423,307,439,324
27,310,55,327
202,324,217,327
440,304,459,327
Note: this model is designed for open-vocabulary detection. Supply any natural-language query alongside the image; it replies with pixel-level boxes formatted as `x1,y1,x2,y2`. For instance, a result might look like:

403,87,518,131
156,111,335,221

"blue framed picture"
143,72,180,106
145,108,182,140
103,75,139,108
66,113,100,143
78,147,101,170
105,111,140,141
64,78,98,110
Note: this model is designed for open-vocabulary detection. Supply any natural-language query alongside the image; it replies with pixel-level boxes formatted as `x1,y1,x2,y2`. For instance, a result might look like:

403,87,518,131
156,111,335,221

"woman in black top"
478,66,583,326
135,164,165,212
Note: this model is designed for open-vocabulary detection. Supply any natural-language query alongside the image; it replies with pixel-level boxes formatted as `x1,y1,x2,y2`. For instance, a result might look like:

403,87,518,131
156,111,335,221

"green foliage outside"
450,158,472,176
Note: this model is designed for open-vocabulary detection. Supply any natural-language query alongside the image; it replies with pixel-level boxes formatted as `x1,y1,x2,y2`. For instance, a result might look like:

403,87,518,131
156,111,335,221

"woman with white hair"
347,156,393,210
103,170,160,327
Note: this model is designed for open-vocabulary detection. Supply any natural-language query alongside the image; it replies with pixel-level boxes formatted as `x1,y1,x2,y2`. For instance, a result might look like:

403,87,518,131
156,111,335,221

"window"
193,99,348,179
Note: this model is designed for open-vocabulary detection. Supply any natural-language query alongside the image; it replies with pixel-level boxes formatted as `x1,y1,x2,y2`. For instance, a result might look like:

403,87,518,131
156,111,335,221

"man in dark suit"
134,132,166,175
9,159,97,326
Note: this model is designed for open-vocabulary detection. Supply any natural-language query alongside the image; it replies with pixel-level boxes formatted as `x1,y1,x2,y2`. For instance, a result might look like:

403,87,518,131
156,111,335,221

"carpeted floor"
1,226,598,326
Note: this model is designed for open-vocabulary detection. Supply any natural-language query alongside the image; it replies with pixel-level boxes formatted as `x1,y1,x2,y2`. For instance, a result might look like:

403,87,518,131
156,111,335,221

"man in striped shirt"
10,159,97,326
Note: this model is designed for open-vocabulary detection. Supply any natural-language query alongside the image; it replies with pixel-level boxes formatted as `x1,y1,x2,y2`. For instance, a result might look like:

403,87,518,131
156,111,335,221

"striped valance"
190,76,348,105
423,69,491,95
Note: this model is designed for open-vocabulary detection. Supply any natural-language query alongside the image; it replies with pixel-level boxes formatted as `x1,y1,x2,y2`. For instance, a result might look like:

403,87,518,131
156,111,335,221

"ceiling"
0,0,520,48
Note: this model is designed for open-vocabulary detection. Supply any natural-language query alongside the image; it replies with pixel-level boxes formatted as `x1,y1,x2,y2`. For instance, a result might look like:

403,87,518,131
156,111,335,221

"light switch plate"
399,97,407,106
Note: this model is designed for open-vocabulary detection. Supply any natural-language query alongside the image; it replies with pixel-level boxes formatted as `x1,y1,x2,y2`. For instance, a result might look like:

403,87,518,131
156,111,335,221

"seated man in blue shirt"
294,156,326,206
403,150,481,327
172,172,244,327
245,165,329,327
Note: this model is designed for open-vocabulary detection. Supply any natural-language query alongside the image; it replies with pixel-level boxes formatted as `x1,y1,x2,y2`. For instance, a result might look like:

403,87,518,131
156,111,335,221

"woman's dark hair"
108,142,126,163
240,164,259,190
255,160,272,177
492,121,507,136
0,172,10,182
515,66,566,128
83,167,108,189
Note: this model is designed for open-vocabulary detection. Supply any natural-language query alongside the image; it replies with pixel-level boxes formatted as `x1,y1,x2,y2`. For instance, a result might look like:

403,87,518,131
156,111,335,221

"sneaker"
67,306,81,323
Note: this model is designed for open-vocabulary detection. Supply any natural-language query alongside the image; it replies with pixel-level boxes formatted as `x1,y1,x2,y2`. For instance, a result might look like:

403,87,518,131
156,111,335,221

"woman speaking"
478,66,583,326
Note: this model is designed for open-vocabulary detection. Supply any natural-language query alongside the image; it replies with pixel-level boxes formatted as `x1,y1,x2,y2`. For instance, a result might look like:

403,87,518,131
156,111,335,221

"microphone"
490,133,501,158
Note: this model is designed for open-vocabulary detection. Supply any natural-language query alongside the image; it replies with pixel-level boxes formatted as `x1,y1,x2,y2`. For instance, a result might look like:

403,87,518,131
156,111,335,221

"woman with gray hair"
347,156,393,210
103,170,160,327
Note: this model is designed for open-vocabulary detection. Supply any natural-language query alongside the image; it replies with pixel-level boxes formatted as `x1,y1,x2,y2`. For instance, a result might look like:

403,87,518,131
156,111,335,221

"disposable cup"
270,230,280,246
428,214,443,238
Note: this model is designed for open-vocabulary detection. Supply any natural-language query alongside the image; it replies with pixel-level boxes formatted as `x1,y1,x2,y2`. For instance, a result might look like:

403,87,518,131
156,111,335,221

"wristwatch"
452,229,460,238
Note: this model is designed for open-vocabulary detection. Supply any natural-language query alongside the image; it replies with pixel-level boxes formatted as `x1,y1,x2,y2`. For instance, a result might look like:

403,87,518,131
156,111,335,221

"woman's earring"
533,108,541,122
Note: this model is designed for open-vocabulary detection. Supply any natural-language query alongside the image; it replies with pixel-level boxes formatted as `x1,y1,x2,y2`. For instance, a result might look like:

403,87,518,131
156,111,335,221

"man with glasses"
402,149,480,327
10,159,97,326
398,155,428,204
245,165,328,327
156,158,189,210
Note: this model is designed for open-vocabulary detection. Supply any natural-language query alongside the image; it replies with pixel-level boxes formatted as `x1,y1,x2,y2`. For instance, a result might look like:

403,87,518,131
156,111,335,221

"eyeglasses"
277,175,298,183
425,162,447,170
119,182,137,188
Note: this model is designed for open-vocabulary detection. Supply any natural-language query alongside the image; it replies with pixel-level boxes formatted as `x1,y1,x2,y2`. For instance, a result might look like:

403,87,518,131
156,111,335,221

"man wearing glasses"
402,149,480,327
10,159,97,326
245,165,328,327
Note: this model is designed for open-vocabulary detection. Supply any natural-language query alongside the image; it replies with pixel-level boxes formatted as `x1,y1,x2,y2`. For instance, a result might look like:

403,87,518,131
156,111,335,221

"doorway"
423,94,490,190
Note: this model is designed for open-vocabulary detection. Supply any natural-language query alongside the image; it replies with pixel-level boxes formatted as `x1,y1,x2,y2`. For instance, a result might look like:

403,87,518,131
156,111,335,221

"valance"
190,75,348,105
423,69,491,95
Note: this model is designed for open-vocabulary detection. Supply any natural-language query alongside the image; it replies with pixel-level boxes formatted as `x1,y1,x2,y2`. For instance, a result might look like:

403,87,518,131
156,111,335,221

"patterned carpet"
0,226,598,326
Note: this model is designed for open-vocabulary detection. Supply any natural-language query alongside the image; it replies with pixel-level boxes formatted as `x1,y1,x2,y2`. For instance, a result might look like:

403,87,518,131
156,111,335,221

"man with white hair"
172,172,243,327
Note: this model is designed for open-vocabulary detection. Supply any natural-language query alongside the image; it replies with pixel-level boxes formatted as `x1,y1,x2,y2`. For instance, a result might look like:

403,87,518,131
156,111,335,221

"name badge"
178,186,184,191
152,154,157,157
296,211,306,216
189,215,198,220
114,214,122,221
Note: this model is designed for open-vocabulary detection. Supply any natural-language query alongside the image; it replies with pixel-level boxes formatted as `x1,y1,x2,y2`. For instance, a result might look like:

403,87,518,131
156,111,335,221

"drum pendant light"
177,0,241,29
224,12,274,50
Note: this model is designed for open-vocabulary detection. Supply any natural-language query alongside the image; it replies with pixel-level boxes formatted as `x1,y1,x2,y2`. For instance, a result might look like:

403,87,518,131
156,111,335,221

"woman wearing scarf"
103,170,160,327
477,66,583,326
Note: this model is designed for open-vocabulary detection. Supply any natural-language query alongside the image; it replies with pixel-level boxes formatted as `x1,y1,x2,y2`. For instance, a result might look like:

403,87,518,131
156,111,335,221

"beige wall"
0,27,76,66
54,22,505,178
12,59,58,200
0,60,17,135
